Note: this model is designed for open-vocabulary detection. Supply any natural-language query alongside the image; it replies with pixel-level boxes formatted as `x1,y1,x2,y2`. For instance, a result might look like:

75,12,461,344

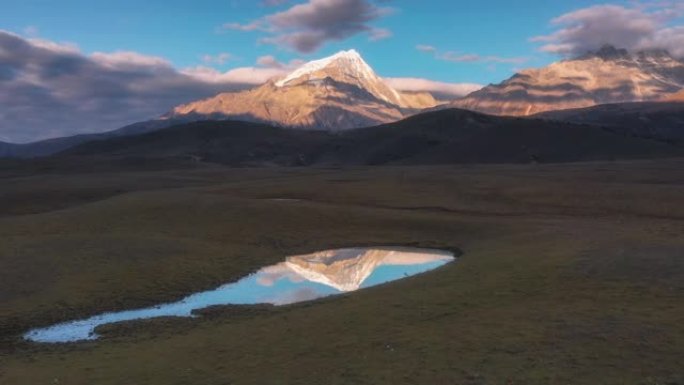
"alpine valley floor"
1,160,683,384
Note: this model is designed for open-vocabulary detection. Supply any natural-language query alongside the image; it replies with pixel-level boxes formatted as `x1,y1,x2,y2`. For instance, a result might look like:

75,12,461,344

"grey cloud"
0,31,257,143
648,26,684,57
225,0,392,53
0,64,16,81
261,31,328,53
532,4,684,57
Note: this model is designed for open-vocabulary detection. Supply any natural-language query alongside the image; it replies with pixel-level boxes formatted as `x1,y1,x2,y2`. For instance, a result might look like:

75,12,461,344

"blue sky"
1,0,683,142
0,0,641,84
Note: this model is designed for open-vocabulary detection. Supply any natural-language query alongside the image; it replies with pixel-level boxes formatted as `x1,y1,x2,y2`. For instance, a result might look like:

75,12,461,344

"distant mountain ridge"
4,47,684,160
55,108,684,168
535,102,684,143
452,45,684,116
0,119,179,158
168,50,439,131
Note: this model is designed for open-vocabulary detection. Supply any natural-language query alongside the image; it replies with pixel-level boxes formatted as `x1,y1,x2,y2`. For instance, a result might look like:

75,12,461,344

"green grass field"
1,160,683,384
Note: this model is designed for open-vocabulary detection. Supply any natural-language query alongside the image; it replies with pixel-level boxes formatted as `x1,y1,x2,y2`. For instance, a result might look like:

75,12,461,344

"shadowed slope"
535,102,684,143
59,109,684,167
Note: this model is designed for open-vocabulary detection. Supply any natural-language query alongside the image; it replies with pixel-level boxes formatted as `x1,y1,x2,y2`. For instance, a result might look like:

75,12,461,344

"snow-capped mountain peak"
273,49,404,105
168,49,438,131
275,49,374,87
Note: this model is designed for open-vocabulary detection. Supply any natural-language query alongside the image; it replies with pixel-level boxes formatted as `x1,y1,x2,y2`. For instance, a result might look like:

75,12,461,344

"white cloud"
385,77,482,98
181,66,287,84
91,51,173,68
26,37,80,54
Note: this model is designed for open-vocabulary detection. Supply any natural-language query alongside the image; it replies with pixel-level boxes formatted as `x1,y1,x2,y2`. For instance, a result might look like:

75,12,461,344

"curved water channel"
25,247,455,343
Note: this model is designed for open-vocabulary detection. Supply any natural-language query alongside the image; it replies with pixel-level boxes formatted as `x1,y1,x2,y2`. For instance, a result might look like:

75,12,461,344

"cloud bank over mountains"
0,30,472,143
2,1,684,143
532,3,684,57
384,78,481,100
0,31,263,142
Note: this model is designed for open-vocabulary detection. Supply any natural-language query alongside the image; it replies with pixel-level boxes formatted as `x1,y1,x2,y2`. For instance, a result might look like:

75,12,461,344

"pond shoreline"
22,246,459,344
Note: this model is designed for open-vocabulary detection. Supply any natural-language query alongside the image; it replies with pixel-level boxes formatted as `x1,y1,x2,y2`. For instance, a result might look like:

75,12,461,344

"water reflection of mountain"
25,247,454,343
283,248,454,292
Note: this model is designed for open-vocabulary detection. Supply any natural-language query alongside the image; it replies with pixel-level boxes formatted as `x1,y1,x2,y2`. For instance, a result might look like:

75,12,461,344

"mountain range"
536,102,684,143
46,108,683,169
1,46,683,161
452,45,684,116
0,120,172,158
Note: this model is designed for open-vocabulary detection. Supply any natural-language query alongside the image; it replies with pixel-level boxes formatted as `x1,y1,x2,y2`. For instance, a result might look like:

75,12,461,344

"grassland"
0,160,683,384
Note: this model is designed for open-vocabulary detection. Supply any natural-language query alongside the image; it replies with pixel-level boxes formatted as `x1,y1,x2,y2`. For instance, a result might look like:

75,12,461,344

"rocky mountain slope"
663,90,684,102
452,46,684,116
169,50,438,130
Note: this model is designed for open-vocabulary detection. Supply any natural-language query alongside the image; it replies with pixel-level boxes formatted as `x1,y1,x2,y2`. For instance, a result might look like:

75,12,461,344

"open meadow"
1,160,682,384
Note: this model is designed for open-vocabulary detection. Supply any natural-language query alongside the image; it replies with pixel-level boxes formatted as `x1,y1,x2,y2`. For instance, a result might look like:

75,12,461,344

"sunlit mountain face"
451,46,684,116
168,50,439,131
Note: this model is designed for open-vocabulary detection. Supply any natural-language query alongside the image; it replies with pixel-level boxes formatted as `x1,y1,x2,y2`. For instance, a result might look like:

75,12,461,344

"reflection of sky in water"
25,248,454,343
361,261,447,289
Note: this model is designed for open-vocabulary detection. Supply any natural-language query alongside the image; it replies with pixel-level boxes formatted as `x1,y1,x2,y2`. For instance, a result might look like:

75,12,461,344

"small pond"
25,247,455,343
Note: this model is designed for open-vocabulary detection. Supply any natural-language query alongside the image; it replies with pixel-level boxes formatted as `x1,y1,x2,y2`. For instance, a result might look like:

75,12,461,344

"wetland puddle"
25,247,455,343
